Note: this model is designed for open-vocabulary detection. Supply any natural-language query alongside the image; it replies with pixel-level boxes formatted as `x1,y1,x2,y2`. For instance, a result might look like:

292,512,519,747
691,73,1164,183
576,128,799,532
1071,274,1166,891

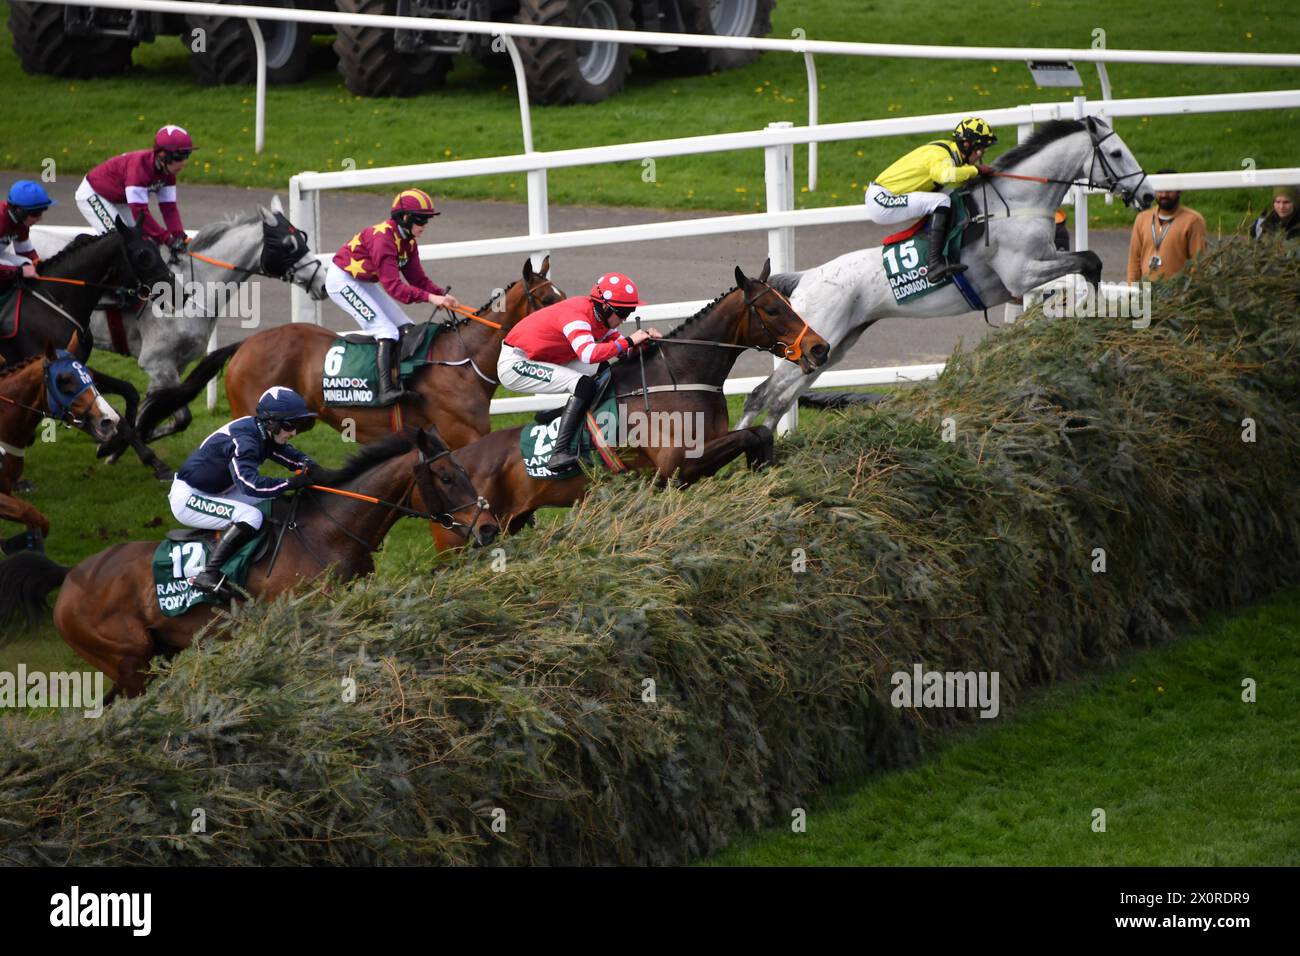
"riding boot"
925,205,968,285
545,378,597,473
373,338,407,406
191,521,258,595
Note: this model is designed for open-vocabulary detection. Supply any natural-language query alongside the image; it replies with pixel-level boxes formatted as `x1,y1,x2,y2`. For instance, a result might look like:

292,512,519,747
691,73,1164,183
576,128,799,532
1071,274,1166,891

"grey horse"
739,117,1156,428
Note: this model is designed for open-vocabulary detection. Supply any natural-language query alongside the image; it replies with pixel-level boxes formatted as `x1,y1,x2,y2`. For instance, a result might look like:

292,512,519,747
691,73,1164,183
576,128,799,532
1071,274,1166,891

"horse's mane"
188,210,264,254
314,428,418,488
37,232,108,272
479,277,519,314
662,286,738,340
0,354,43,385
993,119,1088,170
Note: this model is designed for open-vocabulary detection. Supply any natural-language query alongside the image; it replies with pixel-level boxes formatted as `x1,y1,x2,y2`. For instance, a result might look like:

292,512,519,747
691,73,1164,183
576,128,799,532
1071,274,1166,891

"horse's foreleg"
1005,251,1104,298
670,426,775,484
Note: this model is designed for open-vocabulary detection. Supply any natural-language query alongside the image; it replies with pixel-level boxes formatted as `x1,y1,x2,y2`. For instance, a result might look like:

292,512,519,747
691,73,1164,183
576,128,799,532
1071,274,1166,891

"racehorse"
0,425,499,697
738,116,1157,428
444,261,830,537
0,341,121,554
134,256,563,450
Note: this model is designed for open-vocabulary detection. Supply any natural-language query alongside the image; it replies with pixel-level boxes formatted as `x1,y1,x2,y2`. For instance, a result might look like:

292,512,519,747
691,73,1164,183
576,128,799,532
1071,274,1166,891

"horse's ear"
759,258,771,282
113,215,130,235
43,340,56,360
421,425,448,455
539,254,551,276
258,205,277,226
270,195,284,214
522,256,534,280
735,265,748,288
66,331,81,355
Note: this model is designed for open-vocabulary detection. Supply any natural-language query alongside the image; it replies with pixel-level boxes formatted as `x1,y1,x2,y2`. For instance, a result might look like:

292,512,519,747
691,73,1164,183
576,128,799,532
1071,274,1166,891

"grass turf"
2,0,1298,230
708,587,1300,866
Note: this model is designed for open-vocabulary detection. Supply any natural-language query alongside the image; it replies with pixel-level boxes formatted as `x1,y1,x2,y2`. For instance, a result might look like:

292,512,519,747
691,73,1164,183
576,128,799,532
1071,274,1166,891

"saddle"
339,321,441,365
882,189,986,251
164,524,274,566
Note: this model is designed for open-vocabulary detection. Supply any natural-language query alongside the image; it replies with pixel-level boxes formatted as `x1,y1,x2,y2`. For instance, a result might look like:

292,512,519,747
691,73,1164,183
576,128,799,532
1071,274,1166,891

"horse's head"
113,216,172,297
41,341,119,444
734,259,830,373
411,425,499,549
259,196,327,300
1084,117,1155,210
494,255,565,331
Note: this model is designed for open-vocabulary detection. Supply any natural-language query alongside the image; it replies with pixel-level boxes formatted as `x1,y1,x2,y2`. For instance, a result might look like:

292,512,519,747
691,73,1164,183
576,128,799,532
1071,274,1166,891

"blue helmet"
7,180,56,215
255,386,316,432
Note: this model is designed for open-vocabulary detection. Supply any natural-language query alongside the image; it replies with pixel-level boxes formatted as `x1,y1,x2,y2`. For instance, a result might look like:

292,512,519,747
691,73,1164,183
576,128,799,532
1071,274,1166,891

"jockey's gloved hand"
285,467,320,491
167,234,190,256
976,163,996,177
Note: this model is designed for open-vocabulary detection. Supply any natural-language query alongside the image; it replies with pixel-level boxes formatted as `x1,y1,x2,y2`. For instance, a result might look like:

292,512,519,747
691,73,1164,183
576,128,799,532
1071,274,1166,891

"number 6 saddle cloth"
320,322,446,408
151,501,273,617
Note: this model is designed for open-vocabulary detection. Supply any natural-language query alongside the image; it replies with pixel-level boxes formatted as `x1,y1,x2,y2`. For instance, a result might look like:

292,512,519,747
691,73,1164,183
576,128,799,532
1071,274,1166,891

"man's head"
153,125,196,174
6,180,56,224
589,272,641,326
254,386,316,445
1155,168,1182,212
953,117,998,163
1273,185,1298,221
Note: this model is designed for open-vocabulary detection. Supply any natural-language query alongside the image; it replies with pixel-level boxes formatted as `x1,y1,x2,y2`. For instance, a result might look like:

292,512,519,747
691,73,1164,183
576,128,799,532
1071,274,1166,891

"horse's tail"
0,551,69,635
135,341,242,440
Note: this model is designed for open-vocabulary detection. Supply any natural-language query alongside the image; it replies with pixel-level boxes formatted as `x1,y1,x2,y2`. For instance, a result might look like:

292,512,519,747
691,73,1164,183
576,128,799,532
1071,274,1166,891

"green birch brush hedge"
1,238,1297,865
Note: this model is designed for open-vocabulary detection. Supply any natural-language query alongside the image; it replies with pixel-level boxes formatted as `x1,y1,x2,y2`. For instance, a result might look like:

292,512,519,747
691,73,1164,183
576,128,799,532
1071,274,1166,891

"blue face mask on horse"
44,351,96,422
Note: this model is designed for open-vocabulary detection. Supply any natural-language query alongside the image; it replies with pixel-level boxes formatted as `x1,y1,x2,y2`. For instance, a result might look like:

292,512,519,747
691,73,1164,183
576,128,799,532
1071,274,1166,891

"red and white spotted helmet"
589,272,641,310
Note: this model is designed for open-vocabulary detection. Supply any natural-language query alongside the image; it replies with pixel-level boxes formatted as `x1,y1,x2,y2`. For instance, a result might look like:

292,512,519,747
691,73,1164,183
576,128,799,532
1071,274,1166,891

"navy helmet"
6,180,56,216
255,386,316,433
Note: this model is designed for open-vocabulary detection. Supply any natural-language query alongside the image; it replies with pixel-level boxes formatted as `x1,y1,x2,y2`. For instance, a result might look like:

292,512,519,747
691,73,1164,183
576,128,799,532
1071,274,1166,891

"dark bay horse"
446,261,830,537
2,220,174,478
0,342,121,553
136,257,564,450
0,426,498,697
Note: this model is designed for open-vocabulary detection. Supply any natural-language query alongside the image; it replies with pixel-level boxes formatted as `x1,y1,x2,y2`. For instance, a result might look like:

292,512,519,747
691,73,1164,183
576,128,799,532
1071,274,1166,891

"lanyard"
1150,211,1176,251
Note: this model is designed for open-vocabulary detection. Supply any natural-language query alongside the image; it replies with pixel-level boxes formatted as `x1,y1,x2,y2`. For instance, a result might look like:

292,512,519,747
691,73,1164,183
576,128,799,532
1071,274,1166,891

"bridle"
0,356,100,431
279,443,493,571
654,279,814,362
1080,117,1150,206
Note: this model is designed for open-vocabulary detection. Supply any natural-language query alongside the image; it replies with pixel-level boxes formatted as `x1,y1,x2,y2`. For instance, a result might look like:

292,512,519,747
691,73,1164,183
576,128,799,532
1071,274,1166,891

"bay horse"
0,341,121,554
0,425,498,697
447,261,830,537
739,116,1156,428
134,256,564,450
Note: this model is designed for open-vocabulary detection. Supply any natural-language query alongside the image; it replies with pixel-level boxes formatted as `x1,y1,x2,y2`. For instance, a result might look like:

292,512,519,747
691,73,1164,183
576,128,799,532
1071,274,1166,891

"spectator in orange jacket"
1127,169,1207,282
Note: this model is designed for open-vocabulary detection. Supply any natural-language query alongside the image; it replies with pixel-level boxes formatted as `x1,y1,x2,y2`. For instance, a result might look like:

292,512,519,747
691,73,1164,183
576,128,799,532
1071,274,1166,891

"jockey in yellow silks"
864,117,998,284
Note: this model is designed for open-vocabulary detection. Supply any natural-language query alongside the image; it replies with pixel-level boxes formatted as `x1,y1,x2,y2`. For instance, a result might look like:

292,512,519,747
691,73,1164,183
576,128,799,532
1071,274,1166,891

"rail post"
764,121,797,435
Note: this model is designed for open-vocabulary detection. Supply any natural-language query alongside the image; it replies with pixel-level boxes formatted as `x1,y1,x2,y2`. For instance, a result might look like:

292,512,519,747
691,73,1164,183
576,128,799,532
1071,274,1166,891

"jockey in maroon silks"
326,187,461,406
77,124,196,258
0,180,55,290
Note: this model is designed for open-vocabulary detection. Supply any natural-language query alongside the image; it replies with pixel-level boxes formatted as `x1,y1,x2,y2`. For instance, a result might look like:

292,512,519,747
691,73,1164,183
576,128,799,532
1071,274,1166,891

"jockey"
0,180,55,289
865,117,998,283
327,187,461,406
498,271,660,473
77,124,195,256
168,386,318,594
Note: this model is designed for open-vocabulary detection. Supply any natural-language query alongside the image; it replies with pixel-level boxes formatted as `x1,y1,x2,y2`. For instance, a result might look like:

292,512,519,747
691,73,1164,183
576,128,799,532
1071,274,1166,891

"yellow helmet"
953,117,998,148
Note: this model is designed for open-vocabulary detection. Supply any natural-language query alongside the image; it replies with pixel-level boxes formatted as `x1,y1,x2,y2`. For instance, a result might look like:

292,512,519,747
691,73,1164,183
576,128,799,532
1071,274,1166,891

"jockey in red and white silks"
498,272,659,472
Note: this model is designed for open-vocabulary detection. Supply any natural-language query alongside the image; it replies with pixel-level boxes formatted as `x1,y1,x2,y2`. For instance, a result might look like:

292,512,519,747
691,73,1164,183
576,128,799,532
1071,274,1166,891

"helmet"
589,273,641,314
255,386,316,433
953,117,997,149
6,180,56,215
391,188,439,227
153,124,196,160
